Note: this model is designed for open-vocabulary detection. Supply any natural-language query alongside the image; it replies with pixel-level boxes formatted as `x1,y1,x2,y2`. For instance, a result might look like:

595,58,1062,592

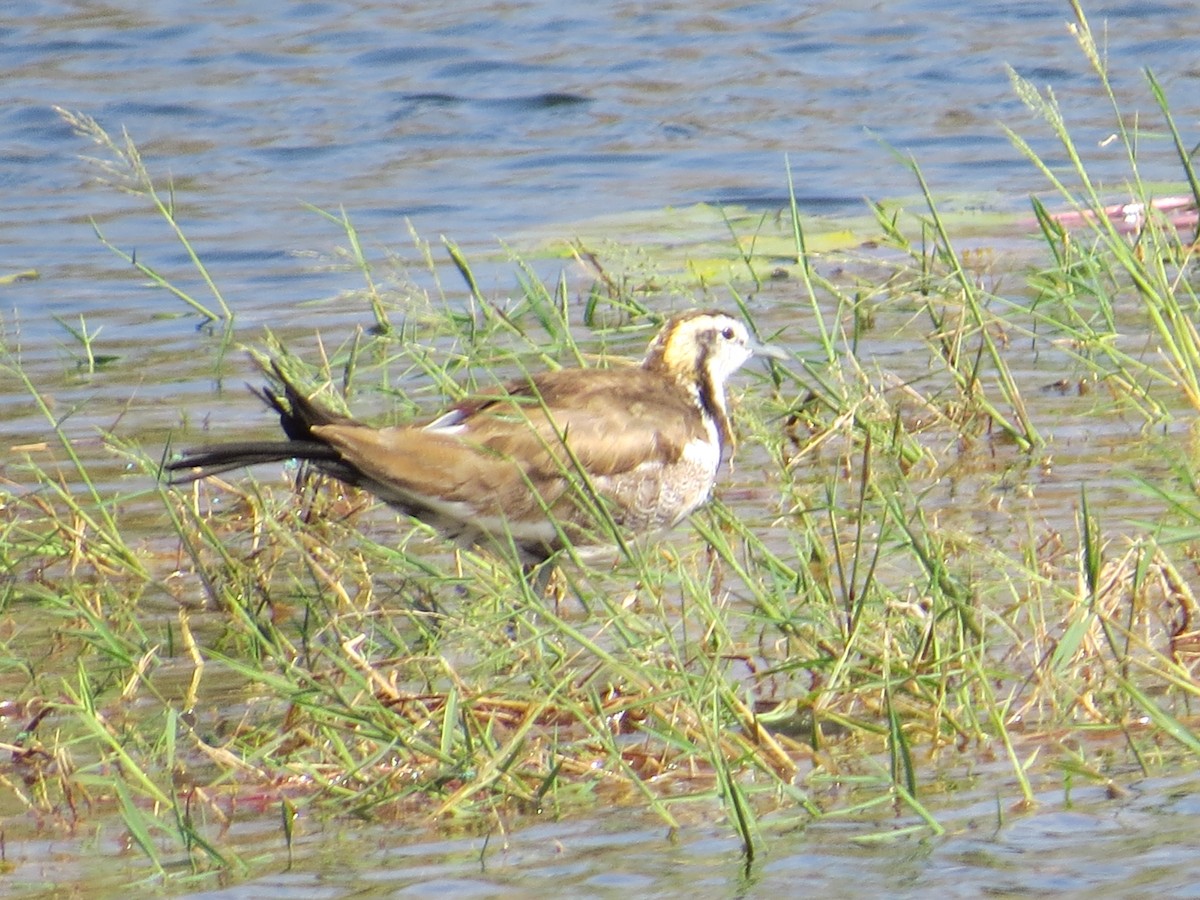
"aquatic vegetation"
4,8,1200,892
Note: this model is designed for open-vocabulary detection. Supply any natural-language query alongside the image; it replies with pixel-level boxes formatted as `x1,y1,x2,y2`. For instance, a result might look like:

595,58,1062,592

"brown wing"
310,424,540,512
308,367,707,513
466,367,706,478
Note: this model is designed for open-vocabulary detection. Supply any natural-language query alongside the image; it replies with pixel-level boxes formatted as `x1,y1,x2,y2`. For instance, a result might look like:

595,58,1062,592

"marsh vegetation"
3,11,1200,893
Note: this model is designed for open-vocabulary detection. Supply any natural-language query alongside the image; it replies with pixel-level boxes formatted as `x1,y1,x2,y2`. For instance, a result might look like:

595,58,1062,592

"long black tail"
164,363,356,485
164,439,341,483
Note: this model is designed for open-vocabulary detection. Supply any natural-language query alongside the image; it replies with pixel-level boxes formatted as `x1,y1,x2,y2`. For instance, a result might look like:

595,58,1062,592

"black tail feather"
260,361,357,440
163,440,341,483
165,364,360,485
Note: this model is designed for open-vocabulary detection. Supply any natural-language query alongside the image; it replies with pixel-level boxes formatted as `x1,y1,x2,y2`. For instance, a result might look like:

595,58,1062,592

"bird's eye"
721,327,735,340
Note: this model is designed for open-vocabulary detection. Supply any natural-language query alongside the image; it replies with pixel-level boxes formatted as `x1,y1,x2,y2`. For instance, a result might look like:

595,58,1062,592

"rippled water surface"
13,762,1200,897
4,0,1200,895
6,0,1199,336
3,0,1198,464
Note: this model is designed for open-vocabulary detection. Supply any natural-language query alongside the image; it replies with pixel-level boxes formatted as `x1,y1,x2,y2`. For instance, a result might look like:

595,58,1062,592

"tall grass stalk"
55,107,233,323
1005,19,1200,418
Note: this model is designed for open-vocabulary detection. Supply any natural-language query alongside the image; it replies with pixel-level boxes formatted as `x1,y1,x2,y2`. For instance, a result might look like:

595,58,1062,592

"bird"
166,310,785,567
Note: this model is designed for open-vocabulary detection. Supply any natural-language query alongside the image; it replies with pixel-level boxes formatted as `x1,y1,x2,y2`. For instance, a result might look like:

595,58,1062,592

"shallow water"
4,0,1200,895
5,0,1199,338
10,755,1200,897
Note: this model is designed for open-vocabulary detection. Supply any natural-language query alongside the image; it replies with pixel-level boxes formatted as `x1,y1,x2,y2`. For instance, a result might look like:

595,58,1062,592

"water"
4,0,1200,895
12,766,1200,896
5,0,1197,330
4,0,1196,443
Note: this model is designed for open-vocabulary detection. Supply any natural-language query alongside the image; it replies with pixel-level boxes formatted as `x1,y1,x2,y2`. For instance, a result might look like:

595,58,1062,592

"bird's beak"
751,338,788,361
